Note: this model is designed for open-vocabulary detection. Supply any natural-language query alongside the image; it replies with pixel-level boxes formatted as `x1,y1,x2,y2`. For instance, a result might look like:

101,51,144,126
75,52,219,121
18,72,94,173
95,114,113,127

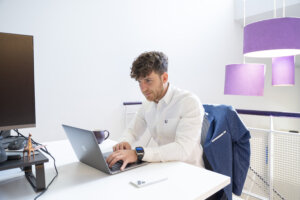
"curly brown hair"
130,51,168,80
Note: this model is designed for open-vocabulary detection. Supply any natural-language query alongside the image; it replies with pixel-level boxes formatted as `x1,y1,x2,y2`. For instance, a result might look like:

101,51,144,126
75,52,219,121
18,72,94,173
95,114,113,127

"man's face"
137,71,168,103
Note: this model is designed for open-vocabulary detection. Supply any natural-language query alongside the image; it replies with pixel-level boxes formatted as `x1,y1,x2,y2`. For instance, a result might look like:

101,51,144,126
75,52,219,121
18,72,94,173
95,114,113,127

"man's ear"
162,72,168,84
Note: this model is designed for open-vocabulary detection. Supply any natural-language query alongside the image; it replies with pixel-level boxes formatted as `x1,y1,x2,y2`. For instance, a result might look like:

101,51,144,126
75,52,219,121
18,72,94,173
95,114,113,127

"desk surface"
0,139,230,200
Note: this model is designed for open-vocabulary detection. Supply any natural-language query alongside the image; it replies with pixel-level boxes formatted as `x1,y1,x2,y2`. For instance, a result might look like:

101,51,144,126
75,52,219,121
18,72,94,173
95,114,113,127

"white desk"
0,139,230,200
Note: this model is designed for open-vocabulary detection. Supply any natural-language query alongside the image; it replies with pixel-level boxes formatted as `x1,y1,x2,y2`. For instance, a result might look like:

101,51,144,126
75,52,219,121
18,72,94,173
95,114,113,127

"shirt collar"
159,83,174,105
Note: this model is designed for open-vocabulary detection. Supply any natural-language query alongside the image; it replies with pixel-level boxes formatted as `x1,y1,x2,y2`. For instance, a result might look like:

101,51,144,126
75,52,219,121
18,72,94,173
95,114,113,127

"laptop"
62,124,148,174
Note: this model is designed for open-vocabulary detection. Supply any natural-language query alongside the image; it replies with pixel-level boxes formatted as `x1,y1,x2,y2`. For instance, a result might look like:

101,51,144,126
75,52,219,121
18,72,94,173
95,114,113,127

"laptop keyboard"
103,155,125,171
111,160,123,171
105,159,133,171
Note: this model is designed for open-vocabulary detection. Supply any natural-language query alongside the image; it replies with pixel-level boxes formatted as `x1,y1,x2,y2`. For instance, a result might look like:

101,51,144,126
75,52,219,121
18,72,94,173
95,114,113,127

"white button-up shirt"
123,84,205,168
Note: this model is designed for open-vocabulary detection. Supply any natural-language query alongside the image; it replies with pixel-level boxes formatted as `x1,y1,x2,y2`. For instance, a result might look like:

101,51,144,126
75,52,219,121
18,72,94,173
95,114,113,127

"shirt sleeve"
121,104,147,146
142,95,204,163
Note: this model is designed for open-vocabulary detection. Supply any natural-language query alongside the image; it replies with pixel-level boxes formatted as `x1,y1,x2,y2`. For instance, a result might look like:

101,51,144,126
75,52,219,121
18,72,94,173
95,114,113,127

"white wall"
0,0,299,142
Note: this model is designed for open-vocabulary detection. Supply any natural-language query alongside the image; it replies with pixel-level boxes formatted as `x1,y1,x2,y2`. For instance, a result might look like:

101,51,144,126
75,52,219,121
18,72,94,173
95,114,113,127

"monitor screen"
0,32,35,130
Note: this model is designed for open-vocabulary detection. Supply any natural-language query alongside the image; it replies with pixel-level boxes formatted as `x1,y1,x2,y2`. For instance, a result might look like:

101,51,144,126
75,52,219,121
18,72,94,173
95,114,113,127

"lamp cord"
274,0,277,18
243,0,245,27
283,0,285,17
243,0,246,64
13,129,58,200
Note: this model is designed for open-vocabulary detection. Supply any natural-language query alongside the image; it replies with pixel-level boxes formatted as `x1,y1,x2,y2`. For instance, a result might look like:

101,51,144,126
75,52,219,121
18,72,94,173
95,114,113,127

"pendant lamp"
244,17,300,58
224,64,265,96
272,56,295,86
224,0,265,96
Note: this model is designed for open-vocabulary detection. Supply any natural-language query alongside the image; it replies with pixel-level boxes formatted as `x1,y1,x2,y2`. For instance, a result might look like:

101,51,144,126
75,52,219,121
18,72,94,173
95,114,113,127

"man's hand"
113,142,131,151
106,150,137,171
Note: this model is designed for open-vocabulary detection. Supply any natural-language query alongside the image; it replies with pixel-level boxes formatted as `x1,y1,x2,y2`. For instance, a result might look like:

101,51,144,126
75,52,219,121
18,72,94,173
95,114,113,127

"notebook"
62,124,147,174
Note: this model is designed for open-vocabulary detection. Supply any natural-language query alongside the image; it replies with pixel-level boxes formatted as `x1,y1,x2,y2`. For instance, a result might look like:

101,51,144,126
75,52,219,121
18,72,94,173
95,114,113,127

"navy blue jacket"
203,104,250,200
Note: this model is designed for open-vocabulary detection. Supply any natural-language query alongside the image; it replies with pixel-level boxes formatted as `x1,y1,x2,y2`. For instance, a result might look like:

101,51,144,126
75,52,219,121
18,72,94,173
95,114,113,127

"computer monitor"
0,32,35,131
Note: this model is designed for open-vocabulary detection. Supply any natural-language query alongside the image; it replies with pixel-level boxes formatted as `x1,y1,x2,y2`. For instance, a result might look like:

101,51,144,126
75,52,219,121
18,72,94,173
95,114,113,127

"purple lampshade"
224,64,265,96
272,56,295,86
244,17,300,57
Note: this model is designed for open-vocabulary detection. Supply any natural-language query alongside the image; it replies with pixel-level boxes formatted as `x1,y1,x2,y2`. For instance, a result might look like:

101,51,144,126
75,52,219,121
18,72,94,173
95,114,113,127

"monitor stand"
0,150,49,192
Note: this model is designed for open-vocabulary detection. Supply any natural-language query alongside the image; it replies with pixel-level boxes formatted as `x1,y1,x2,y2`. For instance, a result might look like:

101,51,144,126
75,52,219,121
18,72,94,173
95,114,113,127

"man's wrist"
135,146,144,162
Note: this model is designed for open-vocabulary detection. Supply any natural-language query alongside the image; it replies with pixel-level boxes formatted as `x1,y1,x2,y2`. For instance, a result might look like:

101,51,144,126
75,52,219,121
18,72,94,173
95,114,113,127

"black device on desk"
6,153,21,160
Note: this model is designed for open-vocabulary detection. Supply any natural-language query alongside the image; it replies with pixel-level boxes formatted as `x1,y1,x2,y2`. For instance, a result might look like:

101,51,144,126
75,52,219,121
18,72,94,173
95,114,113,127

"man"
106,51,205,170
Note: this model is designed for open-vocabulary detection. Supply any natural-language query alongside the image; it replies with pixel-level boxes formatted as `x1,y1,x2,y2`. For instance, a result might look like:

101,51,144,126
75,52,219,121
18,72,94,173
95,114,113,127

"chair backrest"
201,104,251,200
200,113,210,147
200,113,214,171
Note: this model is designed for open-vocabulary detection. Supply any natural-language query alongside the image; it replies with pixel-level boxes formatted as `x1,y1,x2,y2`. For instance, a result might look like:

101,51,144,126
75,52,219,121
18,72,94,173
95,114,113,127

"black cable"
13,129,58,200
